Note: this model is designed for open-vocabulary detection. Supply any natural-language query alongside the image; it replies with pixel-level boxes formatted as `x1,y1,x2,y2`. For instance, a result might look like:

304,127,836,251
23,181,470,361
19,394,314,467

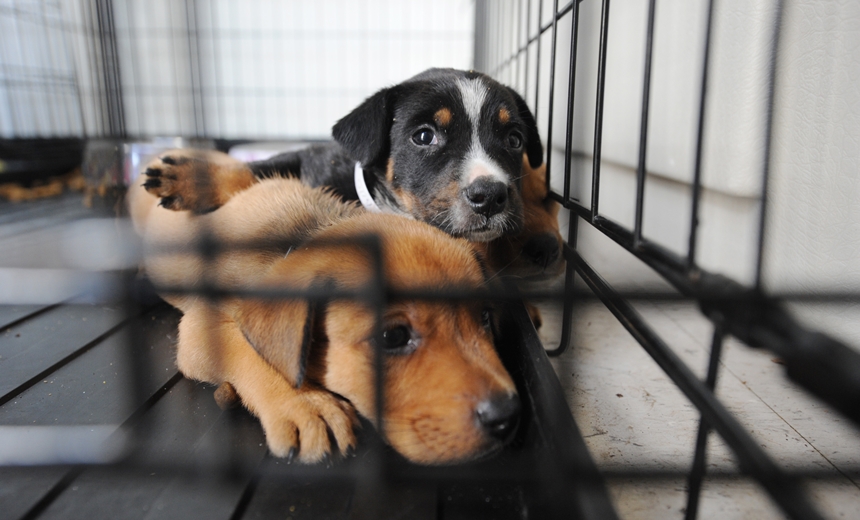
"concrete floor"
535,223,860,519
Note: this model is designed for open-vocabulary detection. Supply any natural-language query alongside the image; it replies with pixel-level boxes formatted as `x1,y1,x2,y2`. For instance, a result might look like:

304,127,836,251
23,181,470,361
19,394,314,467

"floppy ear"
232,292,327,389
507,87,544,169
332,86,401,169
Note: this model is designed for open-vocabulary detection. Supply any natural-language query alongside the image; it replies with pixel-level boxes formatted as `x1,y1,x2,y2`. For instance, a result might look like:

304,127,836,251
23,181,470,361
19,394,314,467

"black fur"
250,143,358,201
247,68,543,242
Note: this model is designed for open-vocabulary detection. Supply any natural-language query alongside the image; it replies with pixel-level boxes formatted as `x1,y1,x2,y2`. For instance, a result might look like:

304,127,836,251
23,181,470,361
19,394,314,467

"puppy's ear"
333,86,401,169
233,290,327,388
507,87,544,169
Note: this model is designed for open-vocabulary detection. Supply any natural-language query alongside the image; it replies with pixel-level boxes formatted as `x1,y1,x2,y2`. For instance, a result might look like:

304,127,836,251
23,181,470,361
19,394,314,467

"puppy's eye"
412,129,438,146
381,325,414,352
507,131,523,149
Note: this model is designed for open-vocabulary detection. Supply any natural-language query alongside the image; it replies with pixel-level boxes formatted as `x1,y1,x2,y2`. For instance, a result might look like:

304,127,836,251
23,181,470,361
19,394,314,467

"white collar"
354,162,382,213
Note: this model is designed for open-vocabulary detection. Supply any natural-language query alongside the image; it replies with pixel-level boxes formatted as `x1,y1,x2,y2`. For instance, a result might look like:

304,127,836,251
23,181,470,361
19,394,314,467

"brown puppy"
127,172,519,465
141,149,564,284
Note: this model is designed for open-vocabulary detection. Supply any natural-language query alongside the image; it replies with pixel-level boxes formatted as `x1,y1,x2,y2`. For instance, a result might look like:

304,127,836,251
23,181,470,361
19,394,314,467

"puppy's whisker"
485,249,526,283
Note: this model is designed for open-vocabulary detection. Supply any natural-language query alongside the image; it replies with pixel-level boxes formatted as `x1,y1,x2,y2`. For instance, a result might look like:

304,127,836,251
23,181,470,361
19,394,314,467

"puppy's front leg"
176,305,359,463
142,149,255,213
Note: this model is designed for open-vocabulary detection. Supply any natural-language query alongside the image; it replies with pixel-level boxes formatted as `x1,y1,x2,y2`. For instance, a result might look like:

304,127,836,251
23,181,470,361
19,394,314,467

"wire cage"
476,0,860,518
1,0,859,519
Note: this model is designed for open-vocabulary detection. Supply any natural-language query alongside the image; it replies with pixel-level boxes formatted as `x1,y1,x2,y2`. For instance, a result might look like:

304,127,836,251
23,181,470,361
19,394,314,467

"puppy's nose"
476,393,521,443
523,233,561,269
465,177,509,217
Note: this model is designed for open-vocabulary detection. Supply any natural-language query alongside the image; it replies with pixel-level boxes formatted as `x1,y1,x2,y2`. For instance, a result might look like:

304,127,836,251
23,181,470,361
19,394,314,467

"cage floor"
0,193,615,520
536,231,860,519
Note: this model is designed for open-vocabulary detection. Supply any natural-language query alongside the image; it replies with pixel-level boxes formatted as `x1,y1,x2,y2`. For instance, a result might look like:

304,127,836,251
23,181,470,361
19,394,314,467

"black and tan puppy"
142,148,564,284
169,68,543,243
128,165,520,465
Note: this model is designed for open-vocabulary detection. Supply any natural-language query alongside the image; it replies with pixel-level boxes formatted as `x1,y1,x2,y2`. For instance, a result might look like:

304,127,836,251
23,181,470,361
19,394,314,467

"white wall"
0,0,475,139
530,0,860,345
112,0,475,139
537,0,778,285
480,0,860,345
503,0,858,296
764,0,860,347
0,0,85,137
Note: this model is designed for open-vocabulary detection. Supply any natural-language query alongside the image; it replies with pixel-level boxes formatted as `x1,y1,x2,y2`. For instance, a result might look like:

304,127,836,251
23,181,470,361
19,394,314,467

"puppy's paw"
141,149,254,213
260,386,360,464
141,151,203,211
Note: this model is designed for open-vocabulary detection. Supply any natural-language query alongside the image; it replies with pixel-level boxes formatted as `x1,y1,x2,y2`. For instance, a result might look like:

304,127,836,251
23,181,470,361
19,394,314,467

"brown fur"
136,150,563,282
140,150,256,213
477,156,565,282
136,148,564,326
498,107,511,124
128,168,517,465
434,107,453,126
386,158,395,183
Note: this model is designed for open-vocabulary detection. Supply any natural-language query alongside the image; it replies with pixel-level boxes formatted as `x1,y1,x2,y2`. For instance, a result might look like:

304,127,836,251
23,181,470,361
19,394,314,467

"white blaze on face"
456,77,510,188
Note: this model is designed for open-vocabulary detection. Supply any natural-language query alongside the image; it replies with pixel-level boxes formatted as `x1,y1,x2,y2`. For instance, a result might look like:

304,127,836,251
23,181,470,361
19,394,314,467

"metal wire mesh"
476,1,860,519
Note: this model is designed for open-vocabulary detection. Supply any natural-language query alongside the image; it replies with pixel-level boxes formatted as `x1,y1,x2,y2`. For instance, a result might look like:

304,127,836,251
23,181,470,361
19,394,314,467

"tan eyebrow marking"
498,107,510,124
434,107,452,126
386,158,395,183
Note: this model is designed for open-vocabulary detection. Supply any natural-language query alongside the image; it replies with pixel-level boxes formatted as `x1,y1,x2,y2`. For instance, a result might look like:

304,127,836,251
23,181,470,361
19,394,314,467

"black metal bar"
566,196,860,429
687,0,715,271
590,0,610,220
546,209,579,357
532,0,543,123
523,0,531,100
87,0,107,136
498,1,505,74
542,0,560,179
365,238,385,439
209,0,225,136
633,0,656,247
166,0,184,137
514,0,522,90
121,0,145,137
755,0,785,289
35,2,60,134
561,0,581,200
509,0,516,77
0,1,23,134
502,1,509,75
684,319,726,520
602,467,860,480
185,0,207,138
65,0,89,137
94,0,125,138
569,246,825,520
493,0,501,75
487,1,576,79
479,0,488,72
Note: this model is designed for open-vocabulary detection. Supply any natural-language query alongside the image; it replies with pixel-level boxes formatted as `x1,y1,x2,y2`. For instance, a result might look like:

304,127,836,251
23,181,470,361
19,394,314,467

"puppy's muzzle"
465,177,510,218
476,392,521,444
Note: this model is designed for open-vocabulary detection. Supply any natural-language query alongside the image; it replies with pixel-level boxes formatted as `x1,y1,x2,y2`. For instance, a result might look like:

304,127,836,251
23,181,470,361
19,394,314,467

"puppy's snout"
465,177,509,217
476,392,521,443
523,232,561,269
